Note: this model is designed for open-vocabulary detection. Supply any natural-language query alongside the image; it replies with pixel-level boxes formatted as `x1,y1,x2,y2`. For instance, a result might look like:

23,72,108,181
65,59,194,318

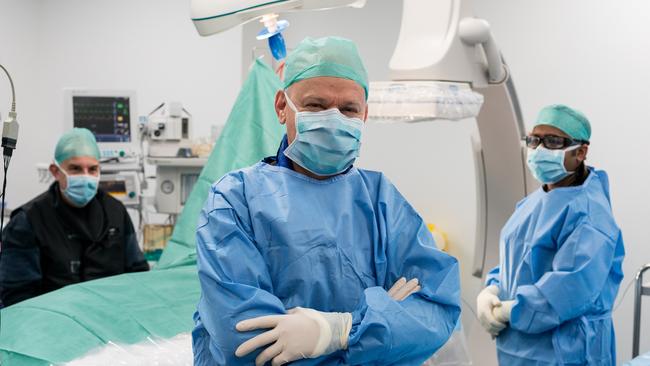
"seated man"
0,128,149,307
192,36,461,366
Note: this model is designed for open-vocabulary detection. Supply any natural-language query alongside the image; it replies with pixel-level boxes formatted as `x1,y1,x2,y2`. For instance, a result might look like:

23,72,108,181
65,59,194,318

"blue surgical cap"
283,36,369,99
535,104,591,142
55,128,101,164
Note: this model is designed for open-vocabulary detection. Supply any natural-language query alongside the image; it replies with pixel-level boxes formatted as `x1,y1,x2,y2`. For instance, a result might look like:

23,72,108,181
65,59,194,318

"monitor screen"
72,96,131,142
99,179,127,196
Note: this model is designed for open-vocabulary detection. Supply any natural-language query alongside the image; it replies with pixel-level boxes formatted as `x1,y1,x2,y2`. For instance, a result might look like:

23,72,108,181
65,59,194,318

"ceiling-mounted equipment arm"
388,0,507,87
458,18,507,84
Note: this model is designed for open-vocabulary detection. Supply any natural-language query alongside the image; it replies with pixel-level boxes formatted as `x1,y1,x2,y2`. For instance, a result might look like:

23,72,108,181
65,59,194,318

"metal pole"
633,263,650,358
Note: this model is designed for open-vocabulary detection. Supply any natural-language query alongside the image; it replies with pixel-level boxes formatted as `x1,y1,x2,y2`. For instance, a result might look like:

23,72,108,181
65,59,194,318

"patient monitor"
63,89,139,160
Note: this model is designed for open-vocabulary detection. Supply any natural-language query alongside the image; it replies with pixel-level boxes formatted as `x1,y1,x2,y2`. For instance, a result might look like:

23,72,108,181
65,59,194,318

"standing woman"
476,104,625,365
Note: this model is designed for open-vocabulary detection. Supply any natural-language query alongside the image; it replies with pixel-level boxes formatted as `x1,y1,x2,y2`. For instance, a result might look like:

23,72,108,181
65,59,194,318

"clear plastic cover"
624,351,650,366
67,329,471,366
368,81,484,123
65,333,193,366
422,325,473,366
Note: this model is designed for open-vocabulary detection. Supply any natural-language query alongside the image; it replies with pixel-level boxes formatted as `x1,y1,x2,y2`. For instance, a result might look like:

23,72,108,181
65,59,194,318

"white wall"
0,0,41,209
0,0,242,209
474,1,650,362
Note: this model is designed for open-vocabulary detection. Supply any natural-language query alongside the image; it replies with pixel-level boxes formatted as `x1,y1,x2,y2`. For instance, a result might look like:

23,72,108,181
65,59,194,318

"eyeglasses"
525,135,589,150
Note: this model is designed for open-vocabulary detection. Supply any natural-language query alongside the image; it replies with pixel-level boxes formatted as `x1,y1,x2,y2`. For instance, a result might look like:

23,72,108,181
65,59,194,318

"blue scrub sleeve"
194,176,287,365
485,266,500,287
344,182,461,365
510,222,618,334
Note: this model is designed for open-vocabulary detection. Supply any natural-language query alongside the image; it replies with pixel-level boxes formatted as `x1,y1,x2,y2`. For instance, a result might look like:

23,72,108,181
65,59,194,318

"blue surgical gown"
192,162,461,365
487,168,625,365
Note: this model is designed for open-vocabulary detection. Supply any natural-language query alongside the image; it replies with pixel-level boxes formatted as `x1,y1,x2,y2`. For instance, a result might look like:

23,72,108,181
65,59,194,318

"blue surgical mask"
283,92,364,176
526,145,579,184
55,162,100,207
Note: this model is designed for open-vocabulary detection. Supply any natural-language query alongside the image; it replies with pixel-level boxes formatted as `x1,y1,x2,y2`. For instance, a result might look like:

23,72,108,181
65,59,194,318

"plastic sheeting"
367,81,484,123
64,326,472,366
0,58,286,365
624,352,650,366
423,324,473,366
66,333,193,366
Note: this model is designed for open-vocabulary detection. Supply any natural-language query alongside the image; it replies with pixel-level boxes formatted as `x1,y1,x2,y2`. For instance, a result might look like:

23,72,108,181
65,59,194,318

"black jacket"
0,182,149,307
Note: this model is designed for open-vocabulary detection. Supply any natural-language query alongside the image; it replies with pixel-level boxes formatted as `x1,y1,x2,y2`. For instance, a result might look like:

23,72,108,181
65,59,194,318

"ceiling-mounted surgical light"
191,0,366,36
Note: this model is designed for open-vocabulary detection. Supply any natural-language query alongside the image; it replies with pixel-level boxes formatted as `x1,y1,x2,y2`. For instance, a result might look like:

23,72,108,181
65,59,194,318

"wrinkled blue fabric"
486,168,625,365
192,162,460,365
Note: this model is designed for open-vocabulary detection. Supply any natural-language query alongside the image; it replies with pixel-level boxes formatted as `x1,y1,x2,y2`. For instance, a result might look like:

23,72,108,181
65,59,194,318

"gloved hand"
387,277,421,301
476,285,506,336
235,307,352,366
493,300,514,324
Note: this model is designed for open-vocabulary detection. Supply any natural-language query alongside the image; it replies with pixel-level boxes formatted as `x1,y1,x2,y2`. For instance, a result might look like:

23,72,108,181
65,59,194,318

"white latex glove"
235,307,352,366
387,277,421,301
476,285,506,336
493,300,514,324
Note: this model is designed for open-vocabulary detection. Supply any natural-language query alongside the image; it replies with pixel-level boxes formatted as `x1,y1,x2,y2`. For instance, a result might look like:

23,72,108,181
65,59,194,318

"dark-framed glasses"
525,135,589,150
